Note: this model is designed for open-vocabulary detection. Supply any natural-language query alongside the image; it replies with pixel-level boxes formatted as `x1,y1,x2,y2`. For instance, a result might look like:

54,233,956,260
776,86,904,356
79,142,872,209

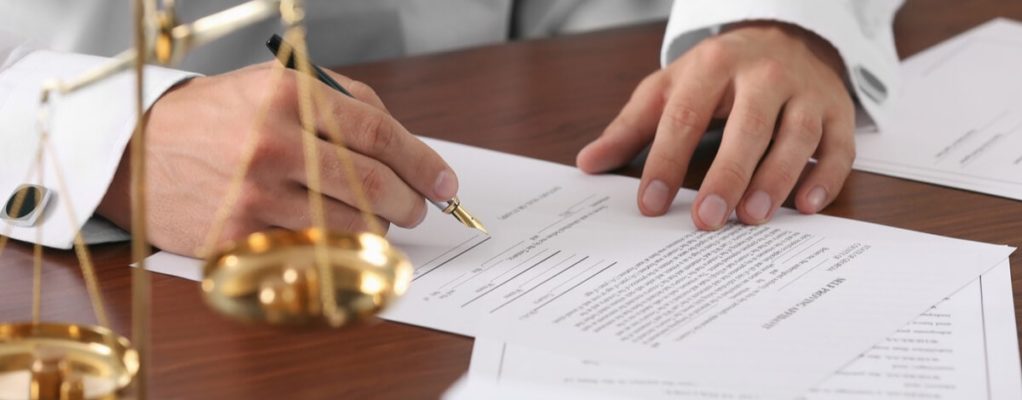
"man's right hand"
96,61,458,257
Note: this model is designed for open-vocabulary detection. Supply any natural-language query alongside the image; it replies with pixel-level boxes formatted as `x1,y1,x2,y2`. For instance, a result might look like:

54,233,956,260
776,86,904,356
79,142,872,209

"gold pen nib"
432,196,490,236
450,205,489,236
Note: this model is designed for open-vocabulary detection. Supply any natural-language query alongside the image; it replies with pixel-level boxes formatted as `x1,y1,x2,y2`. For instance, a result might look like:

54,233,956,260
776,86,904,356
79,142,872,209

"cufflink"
853,65,888,104
2,184,52,227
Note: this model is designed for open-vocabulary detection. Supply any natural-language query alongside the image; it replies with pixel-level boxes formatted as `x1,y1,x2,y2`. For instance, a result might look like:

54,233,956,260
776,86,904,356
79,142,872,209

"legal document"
452,261,1021,399
389,140,1011,398
854,18,1022,200
142,138,1014,398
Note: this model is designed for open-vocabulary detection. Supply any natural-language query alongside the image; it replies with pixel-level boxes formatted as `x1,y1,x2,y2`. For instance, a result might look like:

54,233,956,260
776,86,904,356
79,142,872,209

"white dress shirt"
0,0,903,249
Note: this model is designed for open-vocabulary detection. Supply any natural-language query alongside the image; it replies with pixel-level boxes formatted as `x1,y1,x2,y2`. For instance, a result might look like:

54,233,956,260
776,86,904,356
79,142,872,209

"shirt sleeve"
661,0,905,130
0,35,198,249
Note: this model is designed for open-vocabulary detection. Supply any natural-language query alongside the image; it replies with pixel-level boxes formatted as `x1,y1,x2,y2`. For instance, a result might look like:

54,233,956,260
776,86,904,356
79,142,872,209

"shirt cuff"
0,50,198,249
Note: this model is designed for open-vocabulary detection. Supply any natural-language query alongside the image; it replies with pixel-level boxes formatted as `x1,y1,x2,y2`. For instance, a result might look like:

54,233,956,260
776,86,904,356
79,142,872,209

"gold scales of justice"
0,0,421,398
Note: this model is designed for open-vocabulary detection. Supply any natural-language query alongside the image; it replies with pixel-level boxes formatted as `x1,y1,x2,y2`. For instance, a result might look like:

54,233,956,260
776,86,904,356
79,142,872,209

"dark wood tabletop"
2,1,1021,398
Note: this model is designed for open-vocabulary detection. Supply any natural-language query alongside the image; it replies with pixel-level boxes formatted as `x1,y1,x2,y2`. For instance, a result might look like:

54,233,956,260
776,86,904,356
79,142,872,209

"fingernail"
744,190,772,223
807,186,828,212
433,170,458,200
641,180,670,214
698,194,729,229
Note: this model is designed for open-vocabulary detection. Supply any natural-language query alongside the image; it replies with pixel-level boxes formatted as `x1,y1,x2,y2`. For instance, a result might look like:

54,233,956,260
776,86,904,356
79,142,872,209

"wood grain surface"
1,1,1020,398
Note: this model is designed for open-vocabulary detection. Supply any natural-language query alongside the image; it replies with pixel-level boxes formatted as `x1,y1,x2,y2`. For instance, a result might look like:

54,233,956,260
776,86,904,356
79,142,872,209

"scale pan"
201,228,413,327
0,322,138,400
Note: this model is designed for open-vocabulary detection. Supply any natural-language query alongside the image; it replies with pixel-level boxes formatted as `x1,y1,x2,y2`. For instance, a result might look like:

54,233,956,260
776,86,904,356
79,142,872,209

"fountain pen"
266,34,489,236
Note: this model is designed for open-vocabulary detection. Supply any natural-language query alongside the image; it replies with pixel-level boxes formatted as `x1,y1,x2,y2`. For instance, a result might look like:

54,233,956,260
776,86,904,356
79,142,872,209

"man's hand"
96,62,458,256
577,21,855,230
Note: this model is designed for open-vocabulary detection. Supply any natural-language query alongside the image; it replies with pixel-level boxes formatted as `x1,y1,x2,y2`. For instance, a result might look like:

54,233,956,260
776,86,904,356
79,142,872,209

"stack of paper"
387,140,1016,399
146,136,1017,399
854,18,1022,200
441,18,1022,399
450,263,1020,399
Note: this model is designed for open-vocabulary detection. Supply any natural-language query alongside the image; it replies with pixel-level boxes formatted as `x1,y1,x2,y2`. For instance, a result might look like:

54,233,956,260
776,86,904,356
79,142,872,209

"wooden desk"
2,1,1021,398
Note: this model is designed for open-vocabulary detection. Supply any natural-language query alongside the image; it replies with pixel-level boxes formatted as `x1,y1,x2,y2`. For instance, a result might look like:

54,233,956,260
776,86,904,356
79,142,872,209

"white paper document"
854,18,1022,200
142,138,1014,398
454,261,1021,400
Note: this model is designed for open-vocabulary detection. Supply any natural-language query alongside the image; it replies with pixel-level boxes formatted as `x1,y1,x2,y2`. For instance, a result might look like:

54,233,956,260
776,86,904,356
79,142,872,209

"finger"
736,99,823,224
795,108,855,214
290,137,428,228
576,72,666,173
694,77,790,230
320,69,388,111
262,185,391,234
317,96,458,203
636,63,734,217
